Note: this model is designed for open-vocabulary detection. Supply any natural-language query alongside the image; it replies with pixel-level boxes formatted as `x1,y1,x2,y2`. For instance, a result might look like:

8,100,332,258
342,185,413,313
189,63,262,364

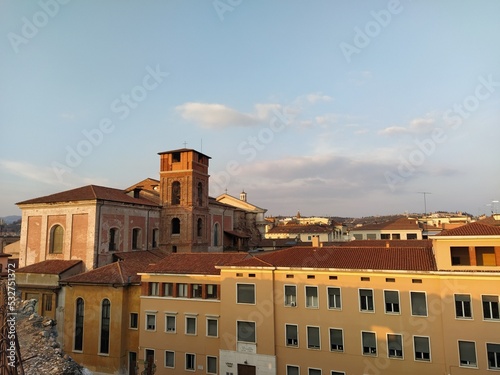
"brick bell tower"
158,148,211,253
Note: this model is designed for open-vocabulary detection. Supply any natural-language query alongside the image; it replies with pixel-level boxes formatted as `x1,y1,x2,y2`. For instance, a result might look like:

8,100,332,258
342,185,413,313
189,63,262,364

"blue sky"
1,0,500,218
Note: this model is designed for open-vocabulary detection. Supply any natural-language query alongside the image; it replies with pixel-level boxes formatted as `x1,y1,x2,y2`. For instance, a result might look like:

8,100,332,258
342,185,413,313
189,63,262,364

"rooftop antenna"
200,138,203,152
418,192,431,216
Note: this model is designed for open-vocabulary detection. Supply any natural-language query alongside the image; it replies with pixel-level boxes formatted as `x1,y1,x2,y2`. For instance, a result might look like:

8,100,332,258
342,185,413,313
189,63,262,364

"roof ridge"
116,260,125,284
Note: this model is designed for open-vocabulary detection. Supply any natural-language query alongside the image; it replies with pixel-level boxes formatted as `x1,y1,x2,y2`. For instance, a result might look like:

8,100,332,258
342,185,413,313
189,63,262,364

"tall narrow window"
206,284,218,299
414,336,431,361
458,341,477,367
185,353,195,371
359,289,374,312
329,328,343,352
207,356,217,374
177,283,188,297
172,218,180,235
197,218,203,237
109,228,118,251
455,294,472,319
132,228,141,250
151,228,158,248
49,225,64,254
362,331,377,355
410,292,427,316
286,324,298,347
74,298,84,351
384,290,400,314
305,286,318,308
487,343,500,370
327,287,341,309
100,299,110,354
197,182,203,206
307,326,320,349
387,334,403,358
483,295,500,320
171,181,181,205
213,223,220,246
284,285,297,307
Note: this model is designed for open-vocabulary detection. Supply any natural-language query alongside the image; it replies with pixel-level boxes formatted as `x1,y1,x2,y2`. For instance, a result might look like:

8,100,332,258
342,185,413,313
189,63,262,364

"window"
206,284,218,299
207,356,217,374
192,284,203,298
43,294,52,312
305,286,318,308
286,324,298,347
407,233,418,239
476,246,496,266
359,289,374,312
149,282,159,296
185,353,195,371
163,283,173,297
455,294,472,319
74,298,84,351
171,181,181,205
410,292,427,316
207,318,218,337
451,246,470,265
487,343,500,370
152,228,158,248
361,277,370,282
100,299,110,354
381,234,390,240
197,182,203,207
237,321,256,343
285,285,297,307
197,218,203,237
130,313,138,329
309,369,321,375
186,316,197,335
392,233,401,240
458,340,477,367
165,350,175,368
145,349,155,373
177,283,188,298
414,336,430,361
237,284,255,304
387,334,403,358
165,315,176,333
362,331,377,355
109,228,118,251
132,228,141,249
384,290,400,314
286,365,299,375
483,295,500,320
327,287,341,309
146,314,156,331
49,224,64,254
171,218,180,235
329,328,343,352
307,326,320,349
172,152,181,162
331,372,345,375
213,223,219,246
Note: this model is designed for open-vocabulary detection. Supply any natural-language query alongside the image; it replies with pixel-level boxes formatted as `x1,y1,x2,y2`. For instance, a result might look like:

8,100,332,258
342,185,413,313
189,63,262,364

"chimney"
385,241,390,248
312,235,321,248
133,187,142,198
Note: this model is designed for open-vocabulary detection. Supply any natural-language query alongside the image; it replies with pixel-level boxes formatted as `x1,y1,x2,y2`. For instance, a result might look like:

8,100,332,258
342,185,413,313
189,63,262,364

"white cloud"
380,115,438,136
305,92,334,104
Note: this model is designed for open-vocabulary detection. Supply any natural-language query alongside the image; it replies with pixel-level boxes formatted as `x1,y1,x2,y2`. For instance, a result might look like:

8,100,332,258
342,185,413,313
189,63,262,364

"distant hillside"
1,215,21,224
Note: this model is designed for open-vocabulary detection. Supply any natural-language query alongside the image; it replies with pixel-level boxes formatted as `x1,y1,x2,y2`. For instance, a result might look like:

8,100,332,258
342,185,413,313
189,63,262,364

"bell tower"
158,148,211,253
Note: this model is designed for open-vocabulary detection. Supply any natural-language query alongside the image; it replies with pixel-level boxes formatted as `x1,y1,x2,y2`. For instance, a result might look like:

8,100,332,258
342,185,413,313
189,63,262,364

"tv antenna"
418,192,431,216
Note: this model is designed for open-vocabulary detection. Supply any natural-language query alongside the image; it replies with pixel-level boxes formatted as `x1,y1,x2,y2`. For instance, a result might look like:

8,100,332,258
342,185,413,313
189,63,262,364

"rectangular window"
146,314,156,331
329,328,343,352
483,295,500,320
186,316,197,335
43,294,52,311
359,289,374,312
305,286,318,308
285,285,297,307
455,294,472,319
392,233,401,240
145,349,155,371
177,283,188,298
165,315,176,333
237,321,256,343
331,372,345,375
362,331,377,355
307,326,320,349
414,336,431,361
387,334,403,358
407,233,417,239
384,290,400,314
185,353,196,371
207,318,218,337
451,246,470,265
410,292,427,316
286,324,298,347
207,356,217,374
476,246,496,266
286,365,299,375
206,284,218,299
163,283,173,297
458,340,477,367
237,284,255,304
130,313,138,329
327,287,341,309
165,350,175,368
149,282,159,296
381,234,390,239
309,369,321,375
192,284,203,298
487,343,500,370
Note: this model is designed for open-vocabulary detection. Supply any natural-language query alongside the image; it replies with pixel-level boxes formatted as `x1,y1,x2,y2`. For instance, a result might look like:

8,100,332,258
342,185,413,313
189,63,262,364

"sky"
1,0,500,218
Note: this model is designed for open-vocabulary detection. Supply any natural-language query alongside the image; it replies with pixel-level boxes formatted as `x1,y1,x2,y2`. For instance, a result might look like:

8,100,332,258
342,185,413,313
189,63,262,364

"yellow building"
137,217,500,375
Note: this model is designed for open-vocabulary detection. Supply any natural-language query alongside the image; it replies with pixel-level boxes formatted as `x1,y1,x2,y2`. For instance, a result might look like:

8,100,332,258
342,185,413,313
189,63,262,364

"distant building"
349,217,423,240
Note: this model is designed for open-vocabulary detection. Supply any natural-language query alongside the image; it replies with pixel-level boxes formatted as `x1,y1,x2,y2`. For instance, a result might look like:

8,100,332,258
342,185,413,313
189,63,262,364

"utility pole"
418,192,431,216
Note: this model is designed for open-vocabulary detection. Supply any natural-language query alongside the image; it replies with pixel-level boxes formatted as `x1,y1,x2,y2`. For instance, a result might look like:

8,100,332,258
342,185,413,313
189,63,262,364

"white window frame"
286,365,300,375
285,324,299,347
362,331,377,356
413,335,431,362
306,325,321,350
145,313,156,331
206,317,218,338
164,350,175,368
308,368,322,375
305,286,319,309
454,294,473,319
284,285,297,307
165,314,176,333
359,288,375,312
327,287,342,310
129,312,138,329
384,290,400,314
236,320,256,343
387,333,404,359
185,352,196,371
206,355,217,374
482,294,500,321
329,327,344,352
185,315,197,335
410,291,428,317
487,342,500,370
177,283,188,298
458,340,477,368
236,283,256,305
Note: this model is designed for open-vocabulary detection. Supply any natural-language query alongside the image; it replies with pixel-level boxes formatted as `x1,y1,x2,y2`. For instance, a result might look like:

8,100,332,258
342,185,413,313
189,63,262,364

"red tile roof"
231,246,437,271
434,221,500,236
17,260,82,275
333,239,433,249
17,185,159,207
267,224,334,234
351,217,420,231
146,253,249,275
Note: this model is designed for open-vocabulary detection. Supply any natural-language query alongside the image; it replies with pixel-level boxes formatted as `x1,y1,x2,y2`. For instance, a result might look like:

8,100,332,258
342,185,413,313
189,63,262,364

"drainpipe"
94,201,103,270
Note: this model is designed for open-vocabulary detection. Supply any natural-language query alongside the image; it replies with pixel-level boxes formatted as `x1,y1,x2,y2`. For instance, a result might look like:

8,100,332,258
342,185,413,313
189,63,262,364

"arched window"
172,218,180,235
213,223,220,247
171,181,181,205
49,225,64,254
100,299,110,354
109,228,119,251
74,298,84,351
197,218,203,237
197,182,203,206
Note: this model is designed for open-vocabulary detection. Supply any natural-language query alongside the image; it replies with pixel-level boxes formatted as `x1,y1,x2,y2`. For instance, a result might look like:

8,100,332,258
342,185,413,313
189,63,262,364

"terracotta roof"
351,217,420,231
17,260,82,275
477,215,500,227
146,253,249,275
157,147,211,159
224,230,251,238
267,224,334,234
434,222,500,236
112,249,167,263
333,239,433,249
231,246,436,271
16,185,159,207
